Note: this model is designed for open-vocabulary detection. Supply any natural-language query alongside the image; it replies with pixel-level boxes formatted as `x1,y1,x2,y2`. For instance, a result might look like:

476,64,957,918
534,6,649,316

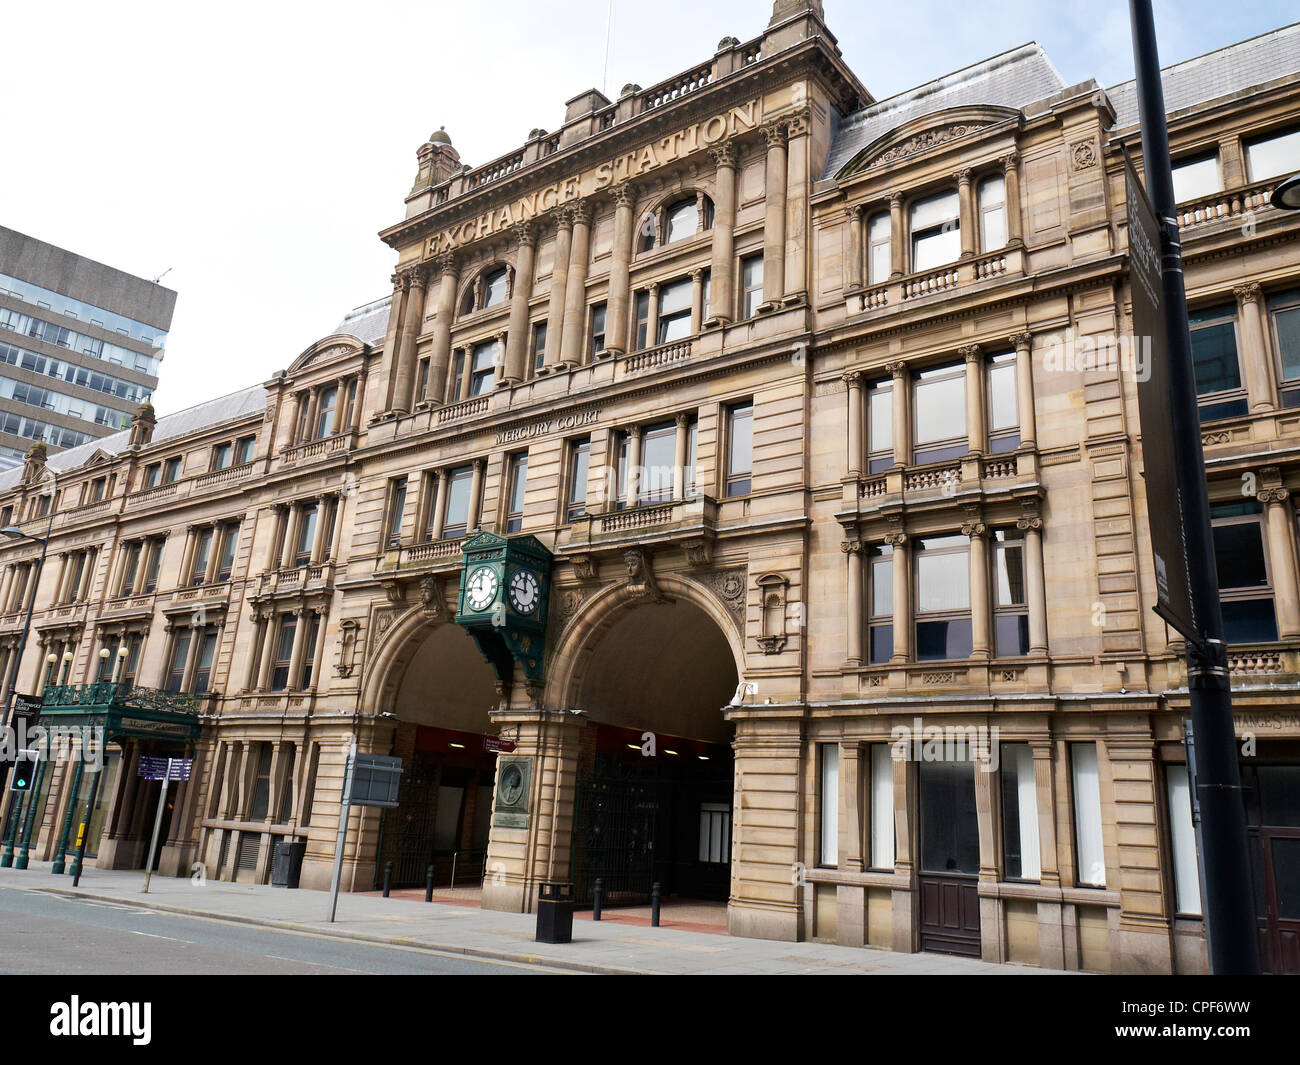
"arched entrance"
557,584,742,914
375,616,500,889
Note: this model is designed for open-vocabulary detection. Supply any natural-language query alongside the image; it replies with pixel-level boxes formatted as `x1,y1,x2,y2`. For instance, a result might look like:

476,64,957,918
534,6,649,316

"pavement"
0,862,1057,975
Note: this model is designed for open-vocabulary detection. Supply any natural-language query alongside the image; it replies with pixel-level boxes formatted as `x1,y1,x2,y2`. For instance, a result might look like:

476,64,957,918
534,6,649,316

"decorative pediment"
77,449,116,470
836,105,1021,180
286,333,369,376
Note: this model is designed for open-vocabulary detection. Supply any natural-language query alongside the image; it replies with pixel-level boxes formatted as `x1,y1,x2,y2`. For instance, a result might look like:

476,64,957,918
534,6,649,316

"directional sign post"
139,757,193,894
327,746,403,923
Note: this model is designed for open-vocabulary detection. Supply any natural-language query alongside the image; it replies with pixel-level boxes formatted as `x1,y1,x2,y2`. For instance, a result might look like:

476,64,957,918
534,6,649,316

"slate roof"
1107,22,1300,130
822,43,1067,180
0,384,267,491
332,294,391,346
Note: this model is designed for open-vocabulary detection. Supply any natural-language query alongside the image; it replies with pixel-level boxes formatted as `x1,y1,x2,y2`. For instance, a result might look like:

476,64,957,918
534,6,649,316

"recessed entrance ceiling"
574,599,738,743
394,622,497,733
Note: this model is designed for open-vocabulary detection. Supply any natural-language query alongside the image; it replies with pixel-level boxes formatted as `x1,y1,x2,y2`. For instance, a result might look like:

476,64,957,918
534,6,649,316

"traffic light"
8,750,39,791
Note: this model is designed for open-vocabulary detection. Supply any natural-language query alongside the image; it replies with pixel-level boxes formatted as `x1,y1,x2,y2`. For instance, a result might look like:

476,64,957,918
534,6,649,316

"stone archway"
362,607,500,888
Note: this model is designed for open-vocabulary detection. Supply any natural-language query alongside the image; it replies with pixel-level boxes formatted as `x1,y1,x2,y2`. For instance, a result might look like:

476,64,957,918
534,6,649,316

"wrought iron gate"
571,758,671,908
393,753,440,886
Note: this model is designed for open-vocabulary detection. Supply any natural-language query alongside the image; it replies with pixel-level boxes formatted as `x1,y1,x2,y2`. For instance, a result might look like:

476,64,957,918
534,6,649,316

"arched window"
638,193,714,254
460,264,512,315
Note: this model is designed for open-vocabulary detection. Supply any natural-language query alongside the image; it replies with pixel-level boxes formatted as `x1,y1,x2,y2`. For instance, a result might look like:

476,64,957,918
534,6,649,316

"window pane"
1072,743,1106,887
868,381,892,456
1166,765,1202,916
641,423,675,502
1222,599,1278,644
568,440,589,514
728,404,753,483
507,454,528,516
994,539,1026,605
914,368,966,445
1001,744,1041,880
870,744,895,869
910,190,959,231
1273,301,1300,381
1172,154,1221,202
665,199,698,243
988,355,1017,431
483,267,509,308
870,549,892,616
1189,315,1241,396
916,618,973,660
1247,128,1300,182
443,466,473,531
916,539,969,611
819,744,838,867
919,757,980,875
1212,522,1268,587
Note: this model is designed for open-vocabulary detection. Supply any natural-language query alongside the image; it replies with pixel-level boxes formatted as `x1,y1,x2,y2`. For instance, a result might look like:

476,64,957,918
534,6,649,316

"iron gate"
393,753,440,886
571,757,671,908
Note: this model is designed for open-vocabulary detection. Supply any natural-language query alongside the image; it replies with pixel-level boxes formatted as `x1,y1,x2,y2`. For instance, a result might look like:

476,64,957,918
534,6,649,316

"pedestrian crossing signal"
8,750,39,791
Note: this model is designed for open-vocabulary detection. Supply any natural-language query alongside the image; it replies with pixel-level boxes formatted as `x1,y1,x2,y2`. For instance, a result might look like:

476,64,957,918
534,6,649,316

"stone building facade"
2,2,1298,973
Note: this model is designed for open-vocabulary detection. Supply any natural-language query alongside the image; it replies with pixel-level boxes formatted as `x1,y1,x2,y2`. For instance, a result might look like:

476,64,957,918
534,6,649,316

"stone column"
961,344,985,455
605,185,635,357
429,469,449,541
707,142,737,325
287,607,310,690
380,271,407,410
204,528,222,584
303,386,320,442
887,361,909,466
624,426,643,509
673,413,689,501
644,284,660,350
1259,484,1300,637
845,204,864,291
425,253,459,404
965,518,991,660
310,498,330,564
268,503,289,573
392,268,426,414
1004,153,1024,245
283,391,302,447
760,122,787,309
844,371,863,477
257,614,278,690
558,201,593,370
956,169,975,259
1018,510,1048,655
887,532,910,662
281,509,298,569
1235,283,1274,412
78,548,96,602
503,223,539,385
0,566,13,615
689,268,705,335
466,459,486,532
541,209,572,372
889,193,905,278
1010,331,1036,447
844,537,864,667
181,620,205,690
783,109,810,302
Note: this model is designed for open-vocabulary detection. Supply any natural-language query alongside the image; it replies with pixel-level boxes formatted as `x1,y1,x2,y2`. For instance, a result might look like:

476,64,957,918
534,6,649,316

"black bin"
535,882,574,943
270,839,306,889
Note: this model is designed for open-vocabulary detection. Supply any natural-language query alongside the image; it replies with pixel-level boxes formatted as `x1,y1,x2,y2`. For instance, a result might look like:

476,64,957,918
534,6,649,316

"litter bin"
270,839,306,889
535,881,574,943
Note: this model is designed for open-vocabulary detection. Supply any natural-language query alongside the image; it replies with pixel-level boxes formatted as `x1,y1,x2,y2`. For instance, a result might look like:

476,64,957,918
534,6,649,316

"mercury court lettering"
495,409,599,446
427,101,760,255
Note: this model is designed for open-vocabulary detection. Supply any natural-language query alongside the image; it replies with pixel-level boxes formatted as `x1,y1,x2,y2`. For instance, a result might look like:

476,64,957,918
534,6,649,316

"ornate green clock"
455,531,553,687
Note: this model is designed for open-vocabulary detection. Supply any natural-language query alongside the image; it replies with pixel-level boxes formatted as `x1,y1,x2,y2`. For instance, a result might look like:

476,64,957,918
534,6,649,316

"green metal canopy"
39,683,202,742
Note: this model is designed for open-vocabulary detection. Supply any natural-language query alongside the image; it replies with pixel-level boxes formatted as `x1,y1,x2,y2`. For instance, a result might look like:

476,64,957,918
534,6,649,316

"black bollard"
425,864,435,902
650,881,661,927
593,878,603,921
382,860,393,898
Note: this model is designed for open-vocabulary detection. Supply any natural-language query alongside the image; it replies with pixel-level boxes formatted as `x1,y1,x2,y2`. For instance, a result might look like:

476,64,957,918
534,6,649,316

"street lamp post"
1129,0,1260,974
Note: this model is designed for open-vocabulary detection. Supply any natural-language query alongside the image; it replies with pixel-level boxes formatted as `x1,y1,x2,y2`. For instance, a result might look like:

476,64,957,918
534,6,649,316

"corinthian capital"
1233,282,1262,305
708,140,738,169
761,121,788,149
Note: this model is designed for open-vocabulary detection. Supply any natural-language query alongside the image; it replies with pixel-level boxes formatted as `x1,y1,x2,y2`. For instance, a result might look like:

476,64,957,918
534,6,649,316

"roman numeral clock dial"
508,569,541,615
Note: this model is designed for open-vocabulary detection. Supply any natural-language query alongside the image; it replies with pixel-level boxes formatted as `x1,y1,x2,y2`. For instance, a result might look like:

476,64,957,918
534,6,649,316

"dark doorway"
571,724,733,909
386,725,494,888
917,757,982,957
1243,762,1300,974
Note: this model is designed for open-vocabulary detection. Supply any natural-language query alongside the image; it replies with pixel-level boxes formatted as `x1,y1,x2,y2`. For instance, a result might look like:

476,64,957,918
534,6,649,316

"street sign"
484,736,517,754
138,756,193,781
343,751,402,808
11,694,40,726
1126,154,1198,643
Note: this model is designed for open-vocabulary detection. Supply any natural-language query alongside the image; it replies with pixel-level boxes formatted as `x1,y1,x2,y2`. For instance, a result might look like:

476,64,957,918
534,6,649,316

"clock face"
508,570,541,615
465,566,499,611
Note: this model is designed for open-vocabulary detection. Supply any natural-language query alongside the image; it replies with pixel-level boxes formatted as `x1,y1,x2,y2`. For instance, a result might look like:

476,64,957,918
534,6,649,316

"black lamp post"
1271,173,1300,211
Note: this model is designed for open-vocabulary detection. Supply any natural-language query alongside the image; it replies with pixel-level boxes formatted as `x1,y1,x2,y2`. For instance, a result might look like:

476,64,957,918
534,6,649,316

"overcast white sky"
2,0,1295,415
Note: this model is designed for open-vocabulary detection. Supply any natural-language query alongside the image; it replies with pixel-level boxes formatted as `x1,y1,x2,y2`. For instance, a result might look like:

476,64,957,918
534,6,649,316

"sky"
1,0,1295,415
